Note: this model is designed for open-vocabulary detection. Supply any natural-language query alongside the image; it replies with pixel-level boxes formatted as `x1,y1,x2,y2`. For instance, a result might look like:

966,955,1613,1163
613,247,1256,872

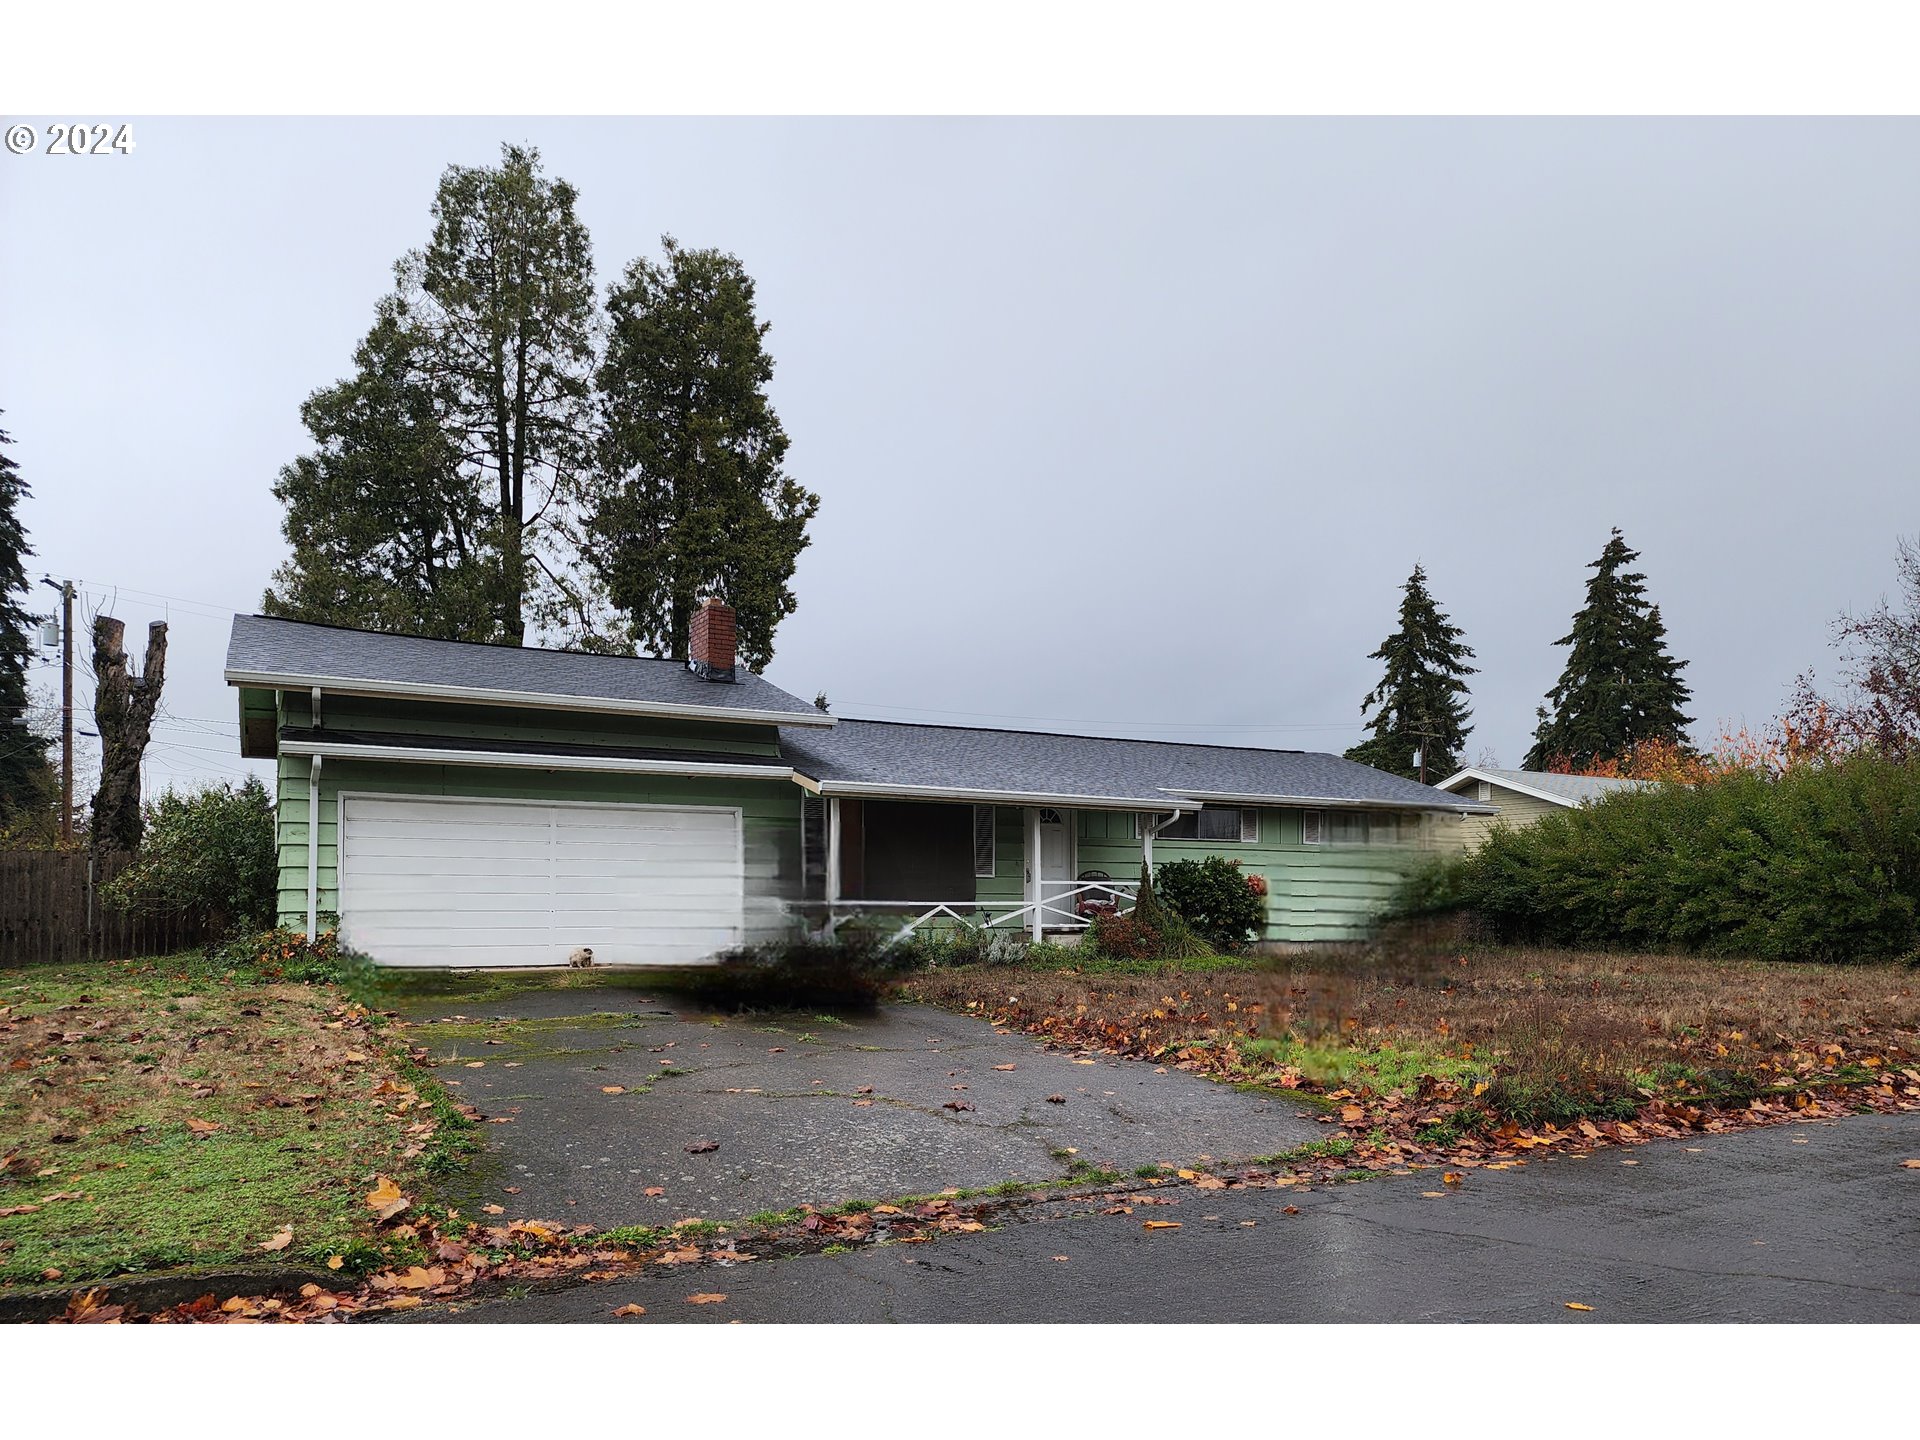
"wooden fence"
0,850,219,968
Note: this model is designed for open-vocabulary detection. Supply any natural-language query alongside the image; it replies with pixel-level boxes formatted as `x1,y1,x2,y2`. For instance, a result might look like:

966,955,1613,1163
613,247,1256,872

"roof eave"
224,669,836,729
1162,788,1497,816
1431,767,1580,809
797,777,1197,812
278,736,795,782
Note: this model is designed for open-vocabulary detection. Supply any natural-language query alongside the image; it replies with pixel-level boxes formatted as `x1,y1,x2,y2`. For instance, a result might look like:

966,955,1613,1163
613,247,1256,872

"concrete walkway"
397,985,1324,1224
402,1109,1920,1324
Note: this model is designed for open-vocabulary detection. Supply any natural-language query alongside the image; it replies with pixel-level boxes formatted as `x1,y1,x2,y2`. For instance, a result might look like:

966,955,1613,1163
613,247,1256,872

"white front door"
1032,807,1073,927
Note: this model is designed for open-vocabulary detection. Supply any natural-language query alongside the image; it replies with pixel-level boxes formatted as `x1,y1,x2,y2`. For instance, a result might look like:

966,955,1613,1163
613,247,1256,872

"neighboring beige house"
1432,767,1650,849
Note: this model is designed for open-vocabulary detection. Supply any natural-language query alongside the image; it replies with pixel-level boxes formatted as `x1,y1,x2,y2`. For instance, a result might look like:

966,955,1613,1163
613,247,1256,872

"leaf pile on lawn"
899,946,1920,1170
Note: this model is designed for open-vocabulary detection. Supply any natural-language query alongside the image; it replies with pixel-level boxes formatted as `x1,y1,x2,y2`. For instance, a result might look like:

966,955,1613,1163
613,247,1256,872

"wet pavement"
397,986,1324,1224
402,1109,1920,1323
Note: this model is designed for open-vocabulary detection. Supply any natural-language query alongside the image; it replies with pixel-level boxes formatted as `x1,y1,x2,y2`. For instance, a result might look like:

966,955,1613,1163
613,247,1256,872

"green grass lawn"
0,952,471,1288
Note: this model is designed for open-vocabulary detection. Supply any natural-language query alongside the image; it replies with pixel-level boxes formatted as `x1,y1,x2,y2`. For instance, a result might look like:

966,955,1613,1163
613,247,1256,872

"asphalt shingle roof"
783,719,1487,811
225,614,828,723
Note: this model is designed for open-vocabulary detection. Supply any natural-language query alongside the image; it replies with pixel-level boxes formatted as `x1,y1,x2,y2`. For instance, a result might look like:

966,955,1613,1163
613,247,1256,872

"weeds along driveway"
394,985,1324,1226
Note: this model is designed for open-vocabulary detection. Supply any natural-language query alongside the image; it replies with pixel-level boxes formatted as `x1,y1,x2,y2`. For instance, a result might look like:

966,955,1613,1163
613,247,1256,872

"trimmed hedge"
1399,754,1920,962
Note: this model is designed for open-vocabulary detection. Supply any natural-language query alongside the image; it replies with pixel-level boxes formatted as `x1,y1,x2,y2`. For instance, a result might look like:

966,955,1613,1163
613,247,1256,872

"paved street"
402,1110,1920,1323
397,986,1324,1223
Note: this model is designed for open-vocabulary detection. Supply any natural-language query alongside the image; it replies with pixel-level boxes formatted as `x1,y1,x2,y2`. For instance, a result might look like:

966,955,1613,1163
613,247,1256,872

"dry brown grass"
899,945,1920,1087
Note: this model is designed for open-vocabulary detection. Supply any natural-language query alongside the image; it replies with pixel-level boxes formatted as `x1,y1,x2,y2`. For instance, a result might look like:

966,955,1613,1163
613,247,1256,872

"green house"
228,604,1489,967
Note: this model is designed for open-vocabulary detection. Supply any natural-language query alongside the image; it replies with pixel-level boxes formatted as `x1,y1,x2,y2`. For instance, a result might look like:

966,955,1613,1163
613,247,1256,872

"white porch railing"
829,879,1140,946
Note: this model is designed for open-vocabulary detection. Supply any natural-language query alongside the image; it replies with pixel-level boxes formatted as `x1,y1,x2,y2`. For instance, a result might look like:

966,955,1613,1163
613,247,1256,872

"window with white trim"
1302,810,1415,846
1136,807,1260,843
972,805,996,878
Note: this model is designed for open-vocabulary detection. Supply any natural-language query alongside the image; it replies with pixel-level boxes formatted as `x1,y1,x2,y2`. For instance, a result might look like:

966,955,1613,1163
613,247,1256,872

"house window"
973,805,996,878
1137,807,1259,842
1304,810,1415,846
1037,807,1064,825
801,793,827,899
1476,780,1491,802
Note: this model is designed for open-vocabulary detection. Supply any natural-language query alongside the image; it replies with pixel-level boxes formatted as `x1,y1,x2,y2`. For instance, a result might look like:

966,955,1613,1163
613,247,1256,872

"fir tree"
590,237,820,670
1524,528,1693,770
0,416,54,829
267,145,597,644
1344,563,1477,782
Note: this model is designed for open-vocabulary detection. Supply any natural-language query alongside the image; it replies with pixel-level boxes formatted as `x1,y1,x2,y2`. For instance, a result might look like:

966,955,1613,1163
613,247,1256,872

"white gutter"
798,777,1202,813
306,753,322,941
1161,788,1498,816
279,736,795,782
225,668,836,728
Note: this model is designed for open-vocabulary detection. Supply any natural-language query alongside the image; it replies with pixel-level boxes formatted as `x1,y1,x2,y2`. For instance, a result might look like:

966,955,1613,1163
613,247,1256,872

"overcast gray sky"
2,118,1913,792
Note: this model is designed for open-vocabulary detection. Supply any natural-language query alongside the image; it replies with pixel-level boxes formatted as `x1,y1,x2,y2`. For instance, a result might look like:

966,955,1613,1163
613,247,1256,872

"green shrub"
1155,855,1266,952
201,925,374,986
104,776,277,932
1395,754,1920,962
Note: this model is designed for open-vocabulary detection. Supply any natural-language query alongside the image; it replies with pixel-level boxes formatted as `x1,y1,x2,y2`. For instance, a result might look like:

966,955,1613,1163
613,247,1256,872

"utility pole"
1404,724,1442,785
39,578,73,844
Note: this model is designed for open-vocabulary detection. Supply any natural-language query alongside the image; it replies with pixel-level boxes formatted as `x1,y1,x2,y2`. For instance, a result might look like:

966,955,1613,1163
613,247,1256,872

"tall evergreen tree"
267,145,597,643
589,238,820,670
1524,528,1693,769
0,416,54,830
1344,563,1477,781
264,307,496,639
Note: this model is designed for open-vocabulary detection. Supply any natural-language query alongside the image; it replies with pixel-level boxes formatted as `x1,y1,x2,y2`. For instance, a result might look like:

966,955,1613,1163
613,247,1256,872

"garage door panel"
339,796,745,968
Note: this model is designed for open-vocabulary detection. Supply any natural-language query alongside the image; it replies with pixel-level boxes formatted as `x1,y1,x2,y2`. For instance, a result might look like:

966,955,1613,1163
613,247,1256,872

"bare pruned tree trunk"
90,616,167,854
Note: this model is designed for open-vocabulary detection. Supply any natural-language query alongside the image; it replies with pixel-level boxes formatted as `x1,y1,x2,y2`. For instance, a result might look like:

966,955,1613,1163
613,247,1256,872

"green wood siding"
973,805,1435,943
283,690,782,757
271,690,803,947
262,683,1436,950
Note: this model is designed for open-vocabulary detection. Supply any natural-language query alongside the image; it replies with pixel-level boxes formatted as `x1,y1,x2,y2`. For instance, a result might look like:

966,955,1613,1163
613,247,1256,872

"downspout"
306,753,323,941
1141,808,1184,872
1028,808,1043,943
306,686,324,941
825,796,841,938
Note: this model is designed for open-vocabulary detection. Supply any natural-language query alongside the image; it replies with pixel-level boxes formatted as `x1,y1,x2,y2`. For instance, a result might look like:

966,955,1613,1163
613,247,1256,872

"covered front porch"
810,796,1183,945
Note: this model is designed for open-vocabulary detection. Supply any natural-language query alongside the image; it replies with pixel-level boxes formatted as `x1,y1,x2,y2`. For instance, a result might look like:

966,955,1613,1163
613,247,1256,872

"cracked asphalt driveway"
398,985,1323,1224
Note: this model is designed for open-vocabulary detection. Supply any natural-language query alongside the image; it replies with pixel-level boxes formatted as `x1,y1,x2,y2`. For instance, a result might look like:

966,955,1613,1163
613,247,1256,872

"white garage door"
338,794,745,968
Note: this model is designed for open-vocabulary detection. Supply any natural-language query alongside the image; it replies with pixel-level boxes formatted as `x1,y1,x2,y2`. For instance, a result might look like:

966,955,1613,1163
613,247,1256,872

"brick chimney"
688,597,737,682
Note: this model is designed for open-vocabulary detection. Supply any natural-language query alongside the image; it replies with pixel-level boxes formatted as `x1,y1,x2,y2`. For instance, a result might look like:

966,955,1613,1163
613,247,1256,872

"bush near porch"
1153,855,1266,953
